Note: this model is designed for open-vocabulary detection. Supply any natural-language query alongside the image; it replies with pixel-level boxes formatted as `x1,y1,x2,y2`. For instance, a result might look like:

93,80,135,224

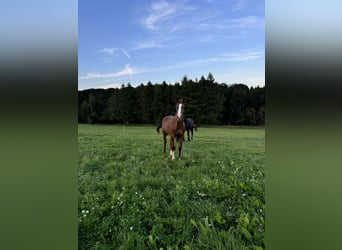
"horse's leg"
178,134,183,159
187,129,190,141
163,133,167,153
191,128,193,140
170,136,176,160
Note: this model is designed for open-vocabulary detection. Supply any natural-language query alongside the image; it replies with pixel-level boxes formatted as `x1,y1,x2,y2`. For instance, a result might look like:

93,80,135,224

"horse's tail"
156,124,161,134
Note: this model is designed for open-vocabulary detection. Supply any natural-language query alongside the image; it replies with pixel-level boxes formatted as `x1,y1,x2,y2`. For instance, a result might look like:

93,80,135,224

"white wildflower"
197,191,206,197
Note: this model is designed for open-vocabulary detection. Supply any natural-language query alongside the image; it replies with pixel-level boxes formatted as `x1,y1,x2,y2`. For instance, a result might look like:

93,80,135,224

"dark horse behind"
183,118,197,141
156,98,185,160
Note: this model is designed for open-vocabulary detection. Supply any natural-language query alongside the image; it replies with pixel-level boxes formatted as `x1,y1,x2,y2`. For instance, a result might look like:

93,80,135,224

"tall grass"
78,125,265,249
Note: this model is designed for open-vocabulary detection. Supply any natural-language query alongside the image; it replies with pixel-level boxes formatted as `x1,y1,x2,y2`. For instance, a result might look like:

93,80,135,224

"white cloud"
232,0,250,11
230,16,262,28
121,48,130,58
160,50,263,70
78,64,138,80
131,40,166,51
98,48,116,54
98,47,130,58
143,0,178,30
216,73,265,87
222,51,264,61
141,0,196,31
115,64,135,76
135,0,262,52
95,83,125,89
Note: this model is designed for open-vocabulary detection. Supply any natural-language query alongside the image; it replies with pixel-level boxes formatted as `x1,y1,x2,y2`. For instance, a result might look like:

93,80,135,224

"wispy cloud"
95,83,125,89
98,47,130,58
230,16,262,28
216,73,265,86
98,48,116,54
78,64,138,80
140,0,260,32
135,0,263,51
232,0,250,11
140,0,198,31
222,50,264,61
79,1,264,90
141,50,264,73
120,48,130,58
131,40,166,51
142,0,178,30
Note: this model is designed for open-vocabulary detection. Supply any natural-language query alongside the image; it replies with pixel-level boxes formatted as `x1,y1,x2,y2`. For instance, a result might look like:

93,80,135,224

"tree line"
78,73,265,126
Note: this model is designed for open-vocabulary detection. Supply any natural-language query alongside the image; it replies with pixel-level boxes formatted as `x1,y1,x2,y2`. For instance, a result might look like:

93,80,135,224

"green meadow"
78,124,265,249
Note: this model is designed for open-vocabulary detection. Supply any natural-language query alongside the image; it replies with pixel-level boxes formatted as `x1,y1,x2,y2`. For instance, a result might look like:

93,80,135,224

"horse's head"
175,98,185,122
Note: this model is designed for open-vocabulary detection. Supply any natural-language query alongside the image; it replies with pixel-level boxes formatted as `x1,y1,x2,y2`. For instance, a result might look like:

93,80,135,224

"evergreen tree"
229,84,250,125
119,84,138,123
77,74,265,126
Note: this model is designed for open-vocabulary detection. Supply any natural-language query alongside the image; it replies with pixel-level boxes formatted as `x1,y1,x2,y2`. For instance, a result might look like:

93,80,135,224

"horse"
156,98,185,160
183,118,197,141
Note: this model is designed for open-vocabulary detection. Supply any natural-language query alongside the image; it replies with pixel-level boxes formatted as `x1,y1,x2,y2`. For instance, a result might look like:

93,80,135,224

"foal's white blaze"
177,103,182,118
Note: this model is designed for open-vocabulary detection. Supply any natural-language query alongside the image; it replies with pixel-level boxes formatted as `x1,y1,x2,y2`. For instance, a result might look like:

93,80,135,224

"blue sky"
78,0,264,90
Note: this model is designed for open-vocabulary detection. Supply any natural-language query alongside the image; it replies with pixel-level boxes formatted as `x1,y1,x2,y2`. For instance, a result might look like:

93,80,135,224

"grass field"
78,124,265,249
